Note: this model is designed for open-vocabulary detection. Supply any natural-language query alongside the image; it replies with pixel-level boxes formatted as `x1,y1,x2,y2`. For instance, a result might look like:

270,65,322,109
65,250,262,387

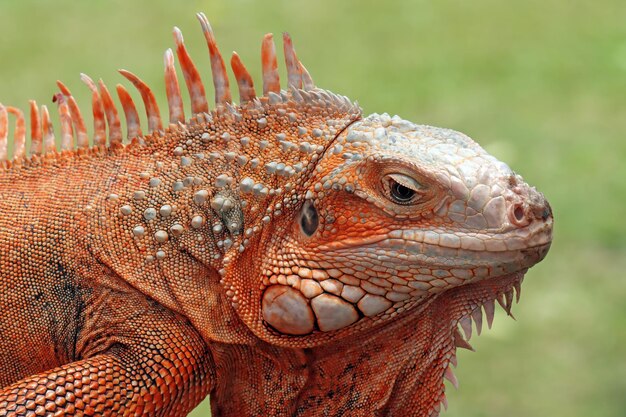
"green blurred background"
1,0,624,416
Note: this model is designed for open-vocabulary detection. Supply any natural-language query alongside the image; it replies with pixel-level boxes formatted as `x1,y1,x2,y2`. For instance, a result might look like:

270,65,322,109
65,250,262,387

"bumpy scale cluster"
113,97,355,254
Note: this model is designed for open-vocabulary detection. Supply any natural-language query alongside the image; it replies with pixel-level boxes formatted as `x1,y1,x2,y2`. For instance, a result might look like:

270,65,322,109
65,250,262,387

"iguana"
0,13,553,417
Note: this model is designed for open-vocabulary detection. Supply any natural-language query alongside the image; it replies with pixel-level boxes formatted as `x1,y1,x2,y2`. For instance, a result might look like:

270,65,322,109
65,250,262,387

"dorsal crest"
0,12,360,168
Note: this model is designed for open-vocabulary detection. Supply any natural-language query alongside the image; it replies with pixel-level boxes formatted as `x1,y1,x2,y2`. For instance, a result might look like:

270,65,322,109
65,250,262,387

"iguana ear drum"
299,200,318,237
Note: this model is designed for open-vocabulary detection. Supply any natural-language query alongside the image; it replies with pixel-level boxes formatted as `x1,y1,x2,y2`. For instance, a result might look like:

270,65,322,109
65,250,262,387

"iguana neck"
210,272,522,416
82,97,360,346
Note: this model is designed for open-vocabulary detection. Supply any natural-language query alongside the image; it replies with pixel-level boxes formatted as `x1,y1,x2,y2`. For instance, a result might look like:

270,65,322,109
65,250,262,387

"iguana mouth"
258,232,550,338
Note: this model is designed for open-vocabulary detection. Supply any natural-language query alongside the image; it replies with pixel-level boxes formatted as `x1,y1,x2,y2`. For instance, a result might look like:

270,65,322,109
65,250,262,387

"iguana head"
172,21,552,347
241,110,552,342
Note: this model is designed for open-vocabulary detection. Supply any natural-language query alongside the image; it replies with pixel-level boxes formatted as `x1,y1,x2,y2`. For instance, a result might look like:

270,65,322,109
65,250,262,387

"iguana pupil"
391,181,415,203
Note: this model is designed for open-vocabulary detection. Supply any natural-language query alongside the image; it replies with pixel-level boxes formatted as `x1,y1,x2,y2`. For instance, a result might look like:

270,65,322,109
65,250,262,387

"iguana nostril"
509,203,528,226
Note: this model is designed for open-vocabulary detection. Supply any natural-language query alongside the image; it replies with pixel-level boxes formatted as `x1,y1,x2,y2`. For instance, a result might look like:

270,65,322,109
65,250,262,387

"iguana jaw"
228,229,550,347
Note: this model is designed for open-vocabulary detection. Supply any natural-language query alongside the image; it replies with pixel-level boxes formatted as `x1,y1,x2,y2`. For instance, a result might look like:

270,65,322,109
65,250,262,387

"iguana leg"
0,292,215,416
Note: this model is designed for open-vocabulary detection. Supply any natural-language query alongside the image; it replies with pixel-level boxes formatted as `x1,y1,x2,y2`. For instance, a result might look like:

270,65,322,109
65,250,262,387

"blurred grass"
1,0,625,416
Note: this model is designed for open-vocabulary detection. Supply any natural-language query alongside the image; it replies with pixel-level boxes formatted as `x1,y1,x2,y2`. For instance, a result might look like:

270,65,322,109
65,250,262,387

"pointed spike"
483,299,495,329
52,94,74,151
291,87,303,102
444,367,459,390
118,69,163,133
163,49,185,124
453,327,475,351
41,105,56,153
505,289,515,316
0,104,7,161
282,32,302,89
29,101,42,156
98,79,123,146
496,292,507,311
505,289,514,307
471,307,483,336
5,106,26,160
261,33,280,95
196,13,231,105
56,80,89,149
173,26,209,114
116,84,143,140
80,74,107,147
230,52,256,103
514,280,522,303
497,291,516,319
459,315,472,340
55,80,71,96
450,353,458,368
441,394,449,411
299,62,315,90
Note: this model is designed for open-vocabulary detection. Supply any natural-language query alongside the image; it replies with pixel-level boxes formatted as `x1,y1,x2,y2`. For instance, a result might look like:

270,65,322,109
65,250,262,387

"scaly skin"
0,14,552,417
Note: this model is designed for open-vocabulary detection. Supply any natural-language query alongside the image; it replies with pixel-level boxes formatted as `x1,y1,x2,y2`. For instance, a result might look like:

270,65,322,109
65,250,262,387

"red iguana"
0,13,553,416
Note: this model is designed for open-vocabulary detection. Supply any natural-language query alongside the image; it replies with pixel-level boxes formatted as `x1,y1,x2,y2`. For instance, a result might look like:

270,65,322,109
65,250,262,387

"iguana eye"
299,201,319,236
383,173,423,205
